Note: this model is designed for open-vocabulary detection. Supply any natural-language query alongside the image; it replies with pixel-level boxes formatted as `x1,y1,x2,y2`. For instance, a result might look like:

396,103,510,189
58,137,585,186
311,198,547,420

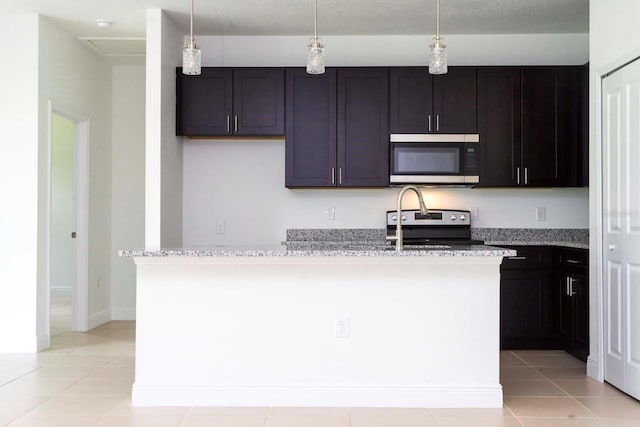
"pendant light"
182,0,201,75
428,0,447,75
306,0,325,75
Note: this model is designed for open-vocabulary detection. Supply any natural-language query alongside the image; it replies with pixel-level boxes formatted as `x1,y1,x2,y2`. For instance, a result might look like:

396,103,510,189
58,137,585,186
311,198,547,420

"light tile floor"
0,299,638,426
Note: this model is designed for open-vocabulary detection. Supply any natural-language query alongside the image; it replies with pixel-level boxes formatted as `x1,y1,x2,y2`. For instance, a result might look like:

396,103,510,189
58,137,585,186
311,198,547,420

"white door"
603,58,640,400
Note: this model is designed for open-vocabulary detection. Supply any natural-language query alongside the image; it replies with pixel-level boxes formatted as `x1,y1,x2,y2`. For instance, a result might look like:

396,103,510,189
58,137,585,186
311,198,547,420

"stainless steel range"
386,209,484,246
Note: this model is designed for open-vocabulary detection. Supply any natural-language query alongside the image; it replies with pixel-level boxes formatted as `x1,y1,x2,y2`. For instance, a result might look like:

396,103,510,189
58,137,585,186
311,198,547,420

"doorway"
44,102,90,350
601,57,640,400
50,114,75,336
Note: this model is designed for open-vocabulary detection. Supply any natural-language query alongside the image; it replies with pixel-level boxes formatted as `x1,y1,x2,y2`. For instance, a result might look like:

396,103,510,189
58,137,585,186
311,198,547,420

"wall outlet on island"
336,316,350,338
325,206,335,221
536,206,547,222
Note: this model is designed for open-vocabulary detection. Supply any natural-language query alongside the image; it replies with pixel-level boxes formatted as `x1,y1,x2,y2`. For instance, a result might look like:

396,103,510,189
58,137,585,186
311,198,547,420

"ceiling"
0,0,589,39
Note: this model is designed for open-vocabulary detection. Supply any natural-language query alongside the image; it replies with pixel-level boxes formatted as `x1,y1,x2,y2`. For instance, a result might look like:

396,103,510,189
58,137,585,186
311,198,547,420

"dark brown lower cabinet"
555,247,589,362
500,246,556,349
499,245,589,361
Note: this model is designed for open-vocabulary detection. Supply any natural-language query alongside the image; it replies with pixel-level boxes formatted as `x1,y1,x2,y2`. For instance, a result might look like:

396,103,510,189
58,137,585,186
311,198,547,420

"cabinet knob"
609,244,616,251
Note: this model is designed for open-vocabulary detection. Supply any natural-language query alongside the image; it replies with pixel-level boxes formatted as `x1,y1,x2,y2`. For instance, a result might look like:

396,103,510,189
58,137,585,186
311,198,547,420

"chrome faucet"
388,185,429,251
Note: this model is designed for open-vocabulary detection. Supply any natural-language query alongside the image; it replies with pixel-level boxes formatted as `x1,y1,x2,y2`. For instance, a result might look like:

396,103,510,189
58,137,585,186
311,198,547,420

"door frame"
45,101,90,339
593,49,640,382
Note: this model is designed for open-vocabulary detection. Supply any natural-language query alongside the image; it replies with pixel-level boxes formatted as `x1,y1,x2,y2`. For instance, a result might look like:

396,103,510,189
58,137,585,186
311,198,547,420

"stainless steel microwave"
389,134,480,185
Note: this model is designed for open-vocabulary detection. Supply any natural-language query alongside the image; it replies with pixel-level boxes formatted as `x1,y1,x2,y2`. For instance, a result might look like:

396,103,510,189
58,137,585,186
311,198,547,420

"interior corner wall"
111,65,145,320
38,16,113,333
588,0,640,381
146,9,183,249
0,14,40,352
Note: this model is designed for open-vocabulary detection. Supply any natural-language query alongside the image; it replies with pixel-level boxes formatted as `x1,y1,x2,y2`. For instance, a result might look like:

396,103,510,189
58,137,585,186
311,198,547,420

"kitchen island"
122,244,515,408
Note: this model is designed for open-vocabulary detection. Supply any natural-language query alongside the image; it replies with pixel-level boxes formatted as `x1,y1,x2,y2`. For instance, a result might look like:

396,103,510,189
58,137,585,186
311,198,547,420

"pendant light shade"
306,0,325,75
183,0,201,75
429,0,447,75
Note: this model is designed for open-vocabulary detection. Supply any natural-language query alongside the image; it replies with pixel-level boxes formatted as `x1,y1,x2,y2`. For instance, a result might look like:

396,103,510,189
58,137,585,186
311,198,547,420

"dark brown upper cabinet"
176,67,284,137
285,68,389,188
477,67,522,187
390,67,477,134
285,68,337,187
478,66,582,187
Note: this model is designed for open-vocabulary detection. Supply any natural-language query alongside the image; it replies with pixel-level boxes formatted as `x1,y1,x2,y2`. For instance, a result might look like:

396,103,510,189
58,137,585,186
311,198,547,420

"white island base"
131,253,505,408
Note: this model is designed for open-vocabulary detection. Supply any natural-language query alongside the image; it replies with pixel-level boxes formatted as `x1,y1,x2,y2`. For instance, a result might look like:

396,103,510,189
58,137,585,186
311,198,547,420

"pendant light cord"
314,0,318,40
435,0,440,40
190,0,195,45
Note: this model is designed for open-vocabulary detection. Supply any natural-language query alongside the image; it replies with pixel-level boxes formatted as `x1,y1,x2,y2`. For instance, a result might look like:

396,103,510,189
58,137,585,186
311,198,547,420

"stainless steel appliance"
386,209,484,246
389,134,480,185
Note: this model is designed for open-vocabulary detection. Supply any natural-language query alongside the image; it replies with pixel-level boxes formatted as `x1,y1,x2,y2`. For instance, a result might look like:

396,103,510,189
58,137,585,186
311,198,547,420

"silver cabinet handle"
566,277,571,296
524,167,529,185
428,114,432,132
516,167,520,185
569,277,577,296
226,116,231,133
339,168,343,185
234,115,238,133
507,256,527,260
566,259,581,264
436,114,440,132
331,167,335,185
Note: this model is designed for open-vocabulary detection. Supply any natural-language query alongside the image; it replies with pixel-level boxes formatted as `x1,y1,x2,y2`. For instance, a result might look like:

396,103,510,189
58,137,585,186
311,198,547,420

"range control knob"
460,214,467,221
391,215,397,221
450,214,457,221
401,215,407,221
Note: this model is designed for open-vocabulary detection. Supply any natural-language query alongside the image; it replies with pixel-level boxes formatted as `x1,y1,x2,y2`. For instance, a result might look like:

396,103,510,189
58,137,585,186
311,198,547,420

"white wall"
183,141,588,246
181,33,590,247
0,14,40,352
38,16,113,335
588,0,640,381
146,9,183,249
50,114,74,294
111,65,145,320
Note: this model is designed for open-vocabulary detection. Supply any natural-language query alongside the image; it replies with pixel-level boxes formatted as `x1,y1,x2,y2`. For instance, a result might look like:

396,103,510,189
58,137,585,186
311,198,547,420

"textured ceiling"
0,0,589,39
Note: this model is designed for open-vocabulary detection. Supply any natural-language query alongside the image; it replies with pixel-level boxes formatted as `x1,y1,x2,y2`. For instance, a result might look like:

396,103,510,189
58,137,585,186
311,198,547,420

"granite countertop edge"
119,245,516,258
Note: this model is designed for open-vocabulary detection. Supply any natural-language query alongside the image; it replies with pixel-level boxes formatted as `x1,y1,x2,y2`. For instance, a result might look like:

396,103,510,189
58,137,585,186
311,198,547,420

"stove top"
386,209,484,246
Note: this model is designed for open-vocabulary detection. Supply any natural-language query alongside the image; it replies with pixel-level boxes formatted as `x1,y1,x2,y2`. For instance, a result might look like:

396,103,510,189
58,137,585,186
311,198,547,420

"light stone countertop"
119,244,516,258
485,241,589,250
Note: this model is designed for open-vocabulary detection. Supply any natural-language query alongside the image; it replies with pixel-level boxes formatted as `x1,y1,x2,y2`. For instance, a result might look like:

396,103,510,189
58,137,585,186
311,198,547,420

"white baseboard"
88,309,112,329
51,286,72,297
132,384,503,408
111,307,136,321
587,356,602,381
37,332,51,352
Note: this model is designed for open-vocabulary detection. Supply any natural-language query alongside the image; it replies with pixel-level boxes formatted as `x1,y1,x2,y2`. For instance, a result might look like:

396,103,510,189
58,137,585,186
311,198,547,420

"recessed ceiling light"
96,19,112,28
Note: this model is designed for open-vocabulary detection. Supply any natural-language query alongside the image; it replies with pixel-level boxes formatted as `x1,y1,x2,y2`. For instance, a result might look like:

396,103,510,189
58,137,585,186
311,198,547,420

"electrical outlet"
336,316,350,338
325,206,335,221
216,219,225,234
536,207,547,222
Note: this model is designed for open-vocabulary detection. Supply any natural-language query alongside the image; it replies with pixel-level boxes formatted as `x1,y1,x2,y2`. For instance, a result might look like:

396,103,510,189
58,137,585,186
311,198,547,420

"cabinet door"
433,67,478,133
477,68,521,187
557,272,574,349
579,63,589,186
176,68,232,136
500,269,553,347
337,68,389,187
572,273,589,361
522,67,571,186
389,68,433,133
285,68,337,187
233,68,284,135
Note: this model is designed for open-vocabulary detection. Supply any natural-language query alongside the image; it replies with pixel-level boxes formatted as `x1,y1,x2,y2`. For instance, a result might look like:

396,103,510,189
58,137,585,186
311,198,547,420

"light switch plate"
536,207,547,221
216,219,225,234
